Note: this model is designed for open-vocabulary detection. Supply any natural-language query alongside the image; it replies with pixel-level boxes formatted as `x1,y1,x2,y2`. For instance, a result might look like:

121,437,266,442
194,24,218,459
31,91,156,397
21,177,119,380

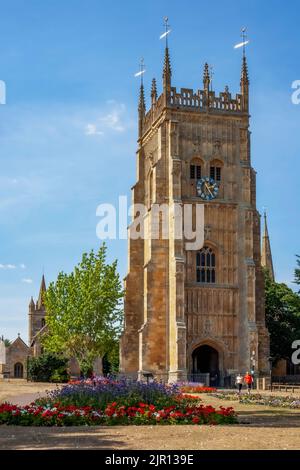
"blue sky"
0,0,299,341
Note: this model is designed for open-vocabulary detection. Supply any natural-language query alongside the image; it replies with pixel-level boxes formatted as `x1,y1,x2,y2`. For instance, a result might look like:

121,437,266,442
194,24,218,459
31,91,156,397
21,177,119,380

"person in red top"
244,371,253,394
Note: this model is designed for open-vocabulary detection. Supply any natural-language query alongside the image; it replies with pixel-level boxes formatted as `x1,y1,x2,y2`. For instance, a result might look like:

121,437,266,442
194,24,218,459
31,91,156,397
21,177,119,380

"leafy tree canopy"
265,267,300,363
43,244,124,371
294,255,300,290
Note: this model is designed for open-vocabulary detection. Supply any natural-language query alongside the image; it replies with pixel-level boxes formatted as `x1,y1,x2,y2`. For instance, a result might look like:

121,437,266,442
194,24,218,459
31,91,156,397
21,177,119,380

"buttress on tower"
120,38,270,383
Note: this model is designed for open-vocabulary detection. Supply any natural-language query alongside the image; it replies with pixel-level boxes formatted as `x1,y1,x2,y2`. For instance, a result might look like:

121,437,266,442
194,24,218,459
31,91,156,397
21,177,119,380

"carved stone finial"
151,78,157,105
241,56,249,85
203,63,210,91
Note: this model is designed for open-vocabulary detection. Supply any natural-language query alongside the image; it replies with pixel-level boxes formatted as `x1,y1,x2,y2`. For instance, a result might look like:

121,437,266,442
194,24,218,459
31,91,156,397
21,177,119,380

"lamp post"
268,356,273,391
250,350,256,389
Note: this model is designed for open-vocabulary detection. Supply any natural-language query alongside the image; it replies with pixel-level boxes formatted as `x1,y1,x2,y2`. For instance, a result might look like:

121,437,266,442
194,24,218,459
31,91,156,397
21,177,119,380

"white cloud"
84,102,127,136
100,107,126,132
21,278,33,284
84,123,104,136
0,263,27,270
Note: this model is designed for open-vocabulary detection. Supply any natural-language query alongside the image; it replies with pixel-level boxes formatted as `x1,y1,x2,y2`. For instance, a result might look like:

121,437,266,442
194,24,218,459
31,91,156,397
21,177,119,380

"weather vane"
159,16,171,45
234,26,250,56
134,57,146,83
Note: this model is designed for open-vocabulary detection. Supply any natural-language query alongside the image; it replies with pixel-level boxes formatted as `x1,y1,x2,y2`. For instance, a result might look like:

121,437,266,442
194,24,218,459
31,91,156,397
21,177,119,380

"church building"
0,275,47,379
120,35,271,383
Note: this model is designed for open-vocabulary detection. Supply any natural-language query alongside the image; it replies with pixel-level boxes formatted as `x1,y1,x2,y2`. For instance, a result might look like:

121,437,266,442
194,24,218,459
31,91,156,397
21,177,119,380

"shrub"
28,353,69,383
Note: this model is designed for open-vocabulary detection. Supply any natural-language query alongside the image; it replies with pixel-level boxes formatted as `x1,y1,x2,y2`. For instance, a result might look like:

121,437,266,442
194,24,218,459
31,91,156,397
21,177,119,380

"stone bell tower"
28,275,47,345
120,33,270,382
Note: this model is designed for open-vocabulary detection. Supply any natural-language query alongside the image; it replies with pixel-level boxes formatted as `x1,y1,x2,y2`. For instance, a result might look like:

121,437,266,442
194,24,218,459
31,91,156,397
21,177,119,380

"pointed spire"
136,57,146,139
162,16,172,86
203,63,210,91
151,78,157,105
261,211,275,281
162,45,172,108
161,17,172,107
37,274,46,310
240,35,249,112
163,46,172,81
241,55,249,85
240,55,249,111
138,82,146,114
138,81,145,139
162,45,172,104
29,296,35,311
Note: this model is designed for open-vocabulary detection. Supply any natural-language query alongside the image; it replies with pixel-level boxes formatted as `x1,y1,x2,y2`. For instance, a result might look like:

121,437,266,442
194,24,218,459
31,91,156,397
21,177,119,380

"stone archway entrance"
192,345,220,386
14,362,23,378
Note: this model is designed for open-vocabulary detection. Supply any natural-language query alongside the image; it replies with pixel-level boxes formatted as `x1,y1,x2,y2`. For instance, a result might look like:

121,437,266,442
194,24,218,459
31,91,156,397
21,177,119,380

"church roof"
37,275,46,309
8,335,30,351
261,211,275,281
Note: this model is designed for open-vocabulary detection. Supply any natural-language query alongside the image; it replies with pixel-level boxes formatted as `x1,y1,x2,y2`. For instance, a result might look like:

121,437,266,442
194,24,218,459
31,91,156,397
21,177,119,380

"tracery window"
196,246,216,283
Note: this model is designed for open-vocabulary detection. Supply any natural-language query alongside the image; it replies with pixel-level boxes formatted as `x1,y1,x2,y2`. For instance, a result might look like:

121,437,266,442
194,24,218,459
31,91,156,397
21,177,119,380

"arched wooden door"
14,362,24,378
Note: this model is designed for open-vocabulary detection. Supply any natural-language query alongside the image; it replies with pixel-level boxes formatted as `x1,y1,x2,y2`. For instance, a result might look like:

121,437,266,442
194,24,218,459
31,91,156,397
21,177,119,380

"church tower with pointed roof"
261,212,275,281
28,275,47,346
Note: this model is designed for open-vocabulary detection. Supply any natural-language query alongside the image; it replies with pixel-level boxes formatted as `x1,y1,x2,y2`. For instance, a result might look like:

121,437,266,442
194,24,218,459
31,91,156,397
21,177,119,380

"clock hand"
205,182,213,197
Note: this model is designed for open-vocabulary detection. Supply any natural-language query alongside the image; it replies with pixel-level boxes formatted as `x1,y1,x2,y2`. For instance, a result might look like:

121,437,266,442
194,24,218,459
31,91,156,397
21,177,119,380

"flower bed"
209,392,300,409
0,378,237,426
0,401,237,426
44,377,181,409
180,384,217,394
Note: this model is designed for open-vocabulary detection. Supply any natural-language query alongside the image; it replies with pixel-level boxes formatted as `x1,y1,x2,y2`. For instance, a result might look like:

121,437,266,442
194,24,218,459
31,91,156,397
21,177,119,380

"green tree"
103,340,120,375
265,269,300,363
294,255,300,290
28,353,69,382
3,338,11,347
43,244,123,373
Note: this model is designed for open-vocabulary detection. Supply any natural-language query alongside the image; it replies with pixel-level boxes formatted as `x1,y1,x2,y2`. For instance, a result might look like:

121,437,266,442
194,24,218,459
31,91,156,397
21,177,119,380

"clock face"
196,177,219,200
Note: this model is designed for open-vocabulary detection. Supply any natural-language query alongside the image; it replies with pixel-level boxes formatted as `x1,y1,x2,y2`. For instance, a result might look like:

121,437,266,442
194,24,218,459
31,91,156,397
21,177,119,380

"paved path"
1,392,300,450
2,384,300,450
1,422,300,450
8,392,47,406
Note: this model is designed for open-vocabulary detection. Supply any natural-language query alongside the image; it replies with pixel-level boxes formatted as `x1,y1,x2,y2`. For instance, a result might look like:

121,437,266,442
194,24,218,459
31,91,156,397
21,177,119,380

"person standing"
235,373,243,395
244,371,253,394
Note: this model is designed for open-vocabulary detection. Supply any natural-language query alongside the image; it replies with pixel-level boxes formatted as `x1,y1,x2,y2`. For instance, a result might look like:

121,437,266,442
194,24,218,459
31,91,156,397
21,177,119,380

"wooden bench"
270,383,300,393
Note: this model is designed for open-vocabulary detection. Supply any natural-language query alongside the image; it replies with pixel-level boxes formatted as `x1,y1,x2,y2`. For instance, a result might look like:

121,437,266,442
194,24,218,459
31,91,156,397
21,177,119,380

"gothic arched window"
210,160,223,182
41,318,46,328
210,166,221,182
196,246,216,283
190,158,203,197
190,163,201,180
